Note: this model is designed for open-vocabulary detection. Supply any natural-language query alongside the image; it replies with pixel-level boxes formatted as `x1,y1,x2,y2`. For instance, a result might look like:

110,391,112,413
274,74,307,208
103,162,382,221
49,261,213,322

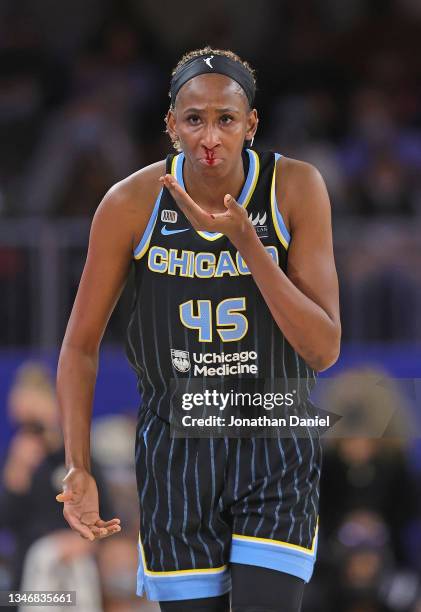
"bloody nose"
204,147,215,159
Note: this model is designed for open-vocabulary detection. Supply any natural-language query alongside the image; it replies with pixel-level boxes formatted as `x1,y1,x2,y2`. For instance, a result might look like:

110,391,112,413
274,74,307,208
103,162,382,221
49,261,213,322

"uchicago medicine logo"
171,349,191,372
171,349,258,375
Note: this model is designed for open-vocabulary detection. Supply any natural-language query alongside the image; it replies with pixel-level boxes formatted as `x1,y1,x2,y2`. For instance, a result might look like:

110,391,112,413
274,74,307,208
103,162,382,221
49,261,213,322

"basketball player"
56,48,341,611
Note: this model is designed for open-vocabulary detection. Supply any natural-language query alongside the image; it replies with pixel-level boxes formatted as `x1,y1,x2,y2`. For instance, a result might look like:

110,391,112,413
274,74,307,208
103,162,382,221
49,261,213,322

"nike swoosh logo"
161,225,190,236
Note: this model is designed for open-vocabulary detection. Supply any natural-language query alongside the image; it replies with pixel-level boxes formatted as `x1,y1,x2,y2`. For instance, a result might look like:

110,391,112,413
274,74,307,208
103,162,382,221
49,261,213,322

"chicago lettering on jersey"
147,245,279,278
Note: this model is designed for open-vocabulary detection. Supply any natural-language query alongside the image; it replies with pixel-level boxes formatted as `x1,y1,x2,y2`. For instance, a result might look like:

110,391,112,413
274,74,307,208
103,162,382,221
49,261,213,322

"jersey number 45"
179,297,248,343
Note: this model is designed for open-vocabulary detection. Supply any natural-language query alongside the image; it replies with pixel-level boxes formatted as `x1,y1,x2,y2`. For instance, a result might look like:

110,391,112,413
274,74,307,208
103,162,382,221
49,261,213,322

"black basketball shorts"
135,406,321,602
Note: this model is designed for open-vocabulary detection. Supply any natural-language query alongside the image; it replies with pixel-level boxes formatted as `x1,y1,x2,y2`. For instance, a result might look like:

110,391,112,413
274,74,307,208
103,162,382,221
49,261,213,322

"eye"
186,114,201,125
220,114,234,125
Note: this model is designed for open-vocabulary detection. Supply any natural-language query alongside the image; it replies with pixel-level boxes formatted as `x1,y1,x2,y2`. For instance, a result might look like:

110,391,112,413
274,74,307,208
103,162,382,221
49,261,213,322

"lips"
199,152,222,166
199,157,223,166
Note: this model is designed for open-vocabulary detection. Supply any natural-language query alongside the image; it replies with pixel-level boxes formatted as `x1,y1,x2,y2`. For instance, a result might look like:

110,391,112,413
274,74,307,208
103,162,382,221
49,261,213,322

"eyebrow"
183,107,240,114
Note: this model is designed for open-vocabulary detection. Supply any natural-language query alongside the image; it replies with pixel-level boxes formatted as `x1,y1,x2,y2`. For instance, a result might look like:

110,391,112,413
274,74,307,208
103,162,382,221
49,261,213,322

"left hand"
159,174,254,245
56,468,121,541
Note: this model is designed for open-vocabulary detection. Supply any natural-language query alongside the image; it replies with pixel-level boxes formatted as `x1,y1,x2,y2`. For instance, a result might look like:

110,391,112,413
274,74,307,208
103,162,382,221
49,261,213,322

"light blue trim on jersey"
273,152,291,245
229,533,318,583
136,546,231,601
175,152,185,188
133,188,163,259
237,148,257,205
175,149,257,240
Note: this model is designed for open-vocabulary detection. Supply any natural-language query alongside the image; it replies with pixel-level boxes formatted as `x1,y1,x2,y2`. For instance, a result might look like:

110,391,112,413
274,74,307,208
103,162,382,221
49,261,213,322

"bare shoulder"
275,156,331,231
93,159,166,250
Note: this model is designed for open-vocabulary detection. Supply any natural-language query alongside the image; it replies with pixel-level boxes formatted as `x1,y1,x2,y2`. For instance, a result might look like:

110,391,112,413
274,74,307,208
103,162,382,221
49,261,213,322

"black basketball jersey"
126,149,317,422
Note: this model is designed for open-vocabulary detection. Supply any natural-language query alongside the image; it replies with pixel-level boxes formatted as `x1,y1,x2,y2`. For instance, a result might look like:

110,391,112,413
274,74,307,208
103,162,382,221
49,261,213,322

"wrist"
65,448,91,472
64,466,93,486
66,461,91,474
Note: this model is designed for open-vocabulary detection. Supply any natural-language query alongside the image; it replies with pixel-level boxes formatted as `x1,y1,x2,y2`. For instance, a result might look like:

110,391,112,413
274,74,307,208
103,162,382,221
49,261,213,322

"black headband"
170,54,256,108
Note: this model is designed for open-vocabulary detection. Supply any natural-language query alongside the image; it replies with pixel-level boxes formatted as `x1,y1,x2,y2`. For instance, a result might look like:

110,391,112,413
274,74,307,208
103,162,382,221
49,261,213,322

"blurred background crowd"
1,0,421,610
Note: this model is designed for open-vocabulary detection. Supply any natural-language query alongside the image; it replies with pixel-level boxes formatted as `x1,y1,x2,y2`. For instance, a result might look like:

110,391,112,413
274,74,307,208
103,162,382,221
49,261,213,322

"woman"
56,47,341,612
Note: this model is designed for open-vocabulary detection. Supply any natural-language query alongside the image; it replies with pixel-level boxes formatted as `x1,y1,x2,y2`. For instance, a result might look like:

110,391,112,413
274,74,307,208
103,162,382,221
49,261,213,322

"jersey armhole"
133,188,163,260
271,152,291,250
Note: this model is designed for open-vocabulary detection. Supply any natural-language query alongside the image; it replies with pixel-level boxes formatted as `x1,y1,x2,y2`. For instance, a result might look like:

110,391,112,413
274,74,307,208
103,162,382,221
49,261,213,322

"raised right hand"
56,467,121,541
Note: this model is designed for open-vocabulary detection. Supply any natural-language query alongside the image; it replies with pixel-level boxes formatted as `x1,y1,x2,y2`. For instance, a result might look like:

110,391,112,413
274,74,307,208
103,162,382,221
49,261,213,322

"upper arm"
276,158,341,327
62,162,165,353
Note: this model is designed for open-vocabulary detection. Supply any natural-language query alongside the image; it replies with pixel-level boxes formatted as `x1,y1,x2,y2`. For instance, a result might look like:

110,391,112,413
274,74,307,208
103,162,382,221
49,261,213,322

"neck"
182,154,245,213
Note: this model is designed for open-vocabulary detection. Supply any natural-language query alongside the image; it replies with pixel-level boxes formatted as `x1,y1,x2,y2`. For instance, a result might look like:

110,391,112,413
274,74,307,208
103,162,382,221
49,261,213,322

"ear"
166,109,178,143
245,109,259,142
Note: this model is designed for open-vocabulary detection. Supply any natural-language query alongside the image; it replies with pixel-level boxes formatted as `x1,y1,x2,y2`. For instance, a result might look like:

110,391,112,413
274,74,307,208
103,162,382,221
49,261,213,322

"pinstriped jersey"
126,149,317,422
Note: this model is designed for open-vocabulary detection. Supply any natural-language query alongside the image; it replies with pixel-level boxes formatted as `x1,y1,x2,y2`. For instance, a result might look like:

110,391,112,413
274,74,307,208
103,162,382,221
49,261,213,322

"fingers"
57,489,94,539
91,526,108,538
211,195,238,220
63,510,95,542
63,510,122,541
96,518,121,528
224,194,237,210
98,526,122,538
92,518,122,539
95,518,122,534
212,194,237,216
159,174,191,207
159,175,243,236
56,491,73,503
159,175,207,225
56,479,81,505
91,525,115,538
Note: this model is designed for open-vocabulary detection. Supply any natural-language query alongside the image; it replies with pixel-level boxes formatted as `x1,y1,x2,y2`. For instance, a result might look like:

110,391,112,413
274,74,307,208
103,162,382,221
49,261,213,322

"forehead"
175,73,248,111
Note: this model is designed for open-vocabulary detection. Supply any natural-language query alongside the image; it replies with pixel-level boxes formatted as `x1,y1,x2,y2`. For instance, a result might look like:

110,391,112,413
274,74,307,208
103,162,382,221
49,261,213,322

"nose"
201,122,221,150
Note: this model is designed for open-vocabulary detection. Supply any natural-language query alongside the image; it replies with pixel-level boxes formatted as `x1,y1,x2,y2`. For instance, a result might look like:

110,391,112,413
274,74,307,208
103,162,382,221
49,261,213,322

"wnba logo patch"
161,210,178,223
171,349,191,372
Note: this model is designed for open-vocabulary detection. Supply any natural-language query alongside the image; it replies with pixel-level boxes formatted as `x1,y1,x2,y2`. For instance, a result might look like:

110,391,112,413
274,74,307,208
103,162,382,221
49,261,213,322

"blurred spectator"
17,18,162,217
327,511,421,611
352,153,414,216
19,531,102,612
0,362,115,603
8,0,108,57
318,368,421,570
302,367,421,611
130,0,279,59
0,7,72,212
320,439,420,567
339,86,421,210
19,68,138,216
